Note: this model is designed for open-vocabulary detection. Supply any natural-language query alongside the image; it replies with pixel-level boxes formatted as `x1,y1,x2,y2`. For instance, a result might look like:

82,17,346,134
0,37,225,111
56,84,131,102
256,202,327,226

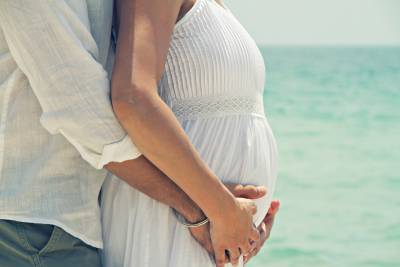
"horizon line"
256,43,400,48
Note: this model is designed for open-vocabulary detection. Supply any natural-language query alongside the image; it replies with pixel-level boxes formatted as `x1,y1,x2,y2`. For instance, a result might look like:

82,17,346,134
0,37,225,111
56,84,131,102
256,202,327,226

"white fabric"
172,95,265,121
101,0,278,266
0,0,141,248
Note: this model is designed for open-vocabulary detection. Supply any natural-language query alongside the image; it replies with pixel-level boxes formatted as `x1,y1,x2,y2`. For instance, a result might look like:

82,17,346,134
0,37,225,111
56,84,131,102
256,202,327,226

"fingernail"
259,186,267,192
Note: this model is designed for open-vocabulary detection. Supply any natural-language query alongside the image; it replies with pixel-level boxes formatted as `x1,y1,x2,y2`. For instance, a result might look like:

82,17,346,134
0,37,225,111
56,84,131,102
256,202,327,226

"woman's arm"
112,0,258,265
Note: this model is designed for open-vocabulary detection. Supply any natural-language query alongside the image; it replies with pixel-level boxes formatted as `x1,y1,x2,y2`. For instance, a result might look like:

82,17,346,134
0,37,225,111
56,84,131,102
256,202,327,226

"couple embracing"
0,0,279,266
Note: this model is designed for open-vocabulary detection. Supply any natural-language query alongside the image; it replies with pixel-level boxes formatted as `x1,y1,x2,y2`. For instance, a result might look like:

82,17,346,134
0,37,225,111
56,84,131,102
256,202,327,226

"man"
0,1,279,266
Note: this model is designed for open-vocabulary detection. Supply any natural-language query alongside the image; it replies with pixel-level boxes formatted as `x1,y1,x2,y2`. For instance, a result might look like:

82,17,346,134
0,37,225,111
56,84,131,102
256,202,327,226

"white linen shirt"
0,0,141,248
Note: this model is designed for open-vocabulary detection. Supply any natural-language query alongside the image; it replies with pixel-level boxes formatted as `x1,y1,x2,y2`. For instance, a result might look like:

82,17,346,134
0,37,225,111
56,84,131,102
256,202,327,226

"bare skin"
106,156,204,223
111,0,260,265
189,185,280,264
109,0,280,266
107,157,279,264
107,1,281,258
244,200,280,263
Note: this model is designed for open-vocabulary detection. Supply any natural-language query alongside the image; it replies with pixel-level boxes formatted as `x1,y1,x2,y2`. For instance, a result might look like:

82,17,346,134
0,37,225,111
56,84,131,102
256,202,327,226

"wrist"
206,190,238,223
176,199,207,224
172,208,209,228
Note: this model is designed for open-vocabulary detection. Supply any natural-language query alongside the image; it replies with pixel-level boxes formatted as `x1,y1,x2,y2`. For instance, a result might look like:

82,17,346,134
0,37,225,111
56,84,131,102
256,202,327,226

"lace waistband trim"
170,96,265,121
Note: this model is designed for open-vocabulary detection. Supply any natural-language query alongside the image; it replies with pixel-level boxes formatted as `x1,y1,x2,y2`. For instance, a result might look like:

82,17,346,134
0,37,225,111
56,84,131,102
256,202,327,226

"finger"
245,224,268,264
240,240,252,256
257,221,267,239
267,200,280,216
225,184,267,199
253,245,262,257
257,222,268,248
243,254,248,264
214,247,226,267
225,252,230,264
259,200,280,225
249,226,260,242
263,205,277,232
243,240,257,260
238,185,267,199
243,246,256,264
256,217,275,253
245,245,260,264
227,248,241,266
224,183,243,195
249,240,258,251
263,216,275,240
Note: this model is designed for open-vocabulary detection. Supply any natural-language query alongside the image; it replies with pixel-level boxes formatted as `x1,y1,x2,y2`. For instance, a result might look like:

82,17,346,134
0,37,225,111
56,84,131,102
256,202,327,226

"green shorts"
0,220,101,267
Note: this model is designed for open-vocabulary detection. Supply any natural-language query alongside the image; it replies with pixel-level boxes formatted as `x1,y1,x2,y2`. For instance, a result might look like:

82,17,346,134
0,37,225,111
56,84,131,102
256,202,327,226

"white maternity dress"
101,0,278,266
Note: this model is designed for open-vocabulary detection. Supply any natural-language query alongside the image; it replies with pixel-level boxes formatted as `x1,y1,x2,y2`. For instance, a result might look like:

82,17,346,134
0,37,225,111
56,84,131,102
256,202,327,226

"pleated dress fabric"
101,0,278,266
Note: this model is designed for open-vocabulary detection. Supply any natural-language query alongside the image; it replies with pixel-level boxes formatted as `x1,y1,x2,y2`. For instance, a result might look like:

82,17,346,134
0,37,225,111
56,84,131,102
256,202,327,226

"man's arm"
0,0,260,224
0,0,203,225
106,158,271,227
111,1,260,265
106,157,206,223
0,0,207,226
107,157,276,265
0,3,275,261
0,0,141,169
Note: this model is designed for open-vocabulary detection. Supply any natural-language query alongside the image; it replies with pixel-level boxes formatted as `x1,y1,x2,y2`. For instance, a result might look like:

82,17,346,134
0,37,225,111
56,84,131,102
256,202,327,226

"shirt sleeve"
0,0,142,169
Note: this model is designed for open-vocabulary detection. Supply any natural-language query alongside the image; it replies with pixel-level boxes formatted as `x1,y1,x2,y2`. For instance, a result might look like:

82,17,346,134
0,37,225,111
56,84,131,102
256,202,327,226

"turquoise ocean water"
250,47,400,267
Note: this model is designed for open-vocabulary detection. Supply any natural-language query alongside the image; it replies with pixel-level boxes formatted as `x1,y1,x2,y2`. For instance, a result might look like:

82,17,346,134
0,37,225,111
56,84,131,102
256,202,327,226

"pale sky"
225,0,400,45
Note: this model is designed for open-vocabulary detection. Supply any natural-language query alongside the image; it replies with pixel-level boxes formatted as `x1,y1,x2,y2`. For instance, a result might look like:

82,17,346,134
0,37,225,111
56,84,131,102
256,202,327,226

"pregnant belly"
180,114,278,226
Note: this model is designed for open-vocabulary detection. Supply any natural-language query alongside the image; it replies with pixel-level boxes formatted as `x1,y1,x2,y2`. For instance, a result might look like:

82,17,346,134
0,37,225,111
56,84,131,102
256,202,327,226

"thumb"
268,200,280,216
233,185,267,199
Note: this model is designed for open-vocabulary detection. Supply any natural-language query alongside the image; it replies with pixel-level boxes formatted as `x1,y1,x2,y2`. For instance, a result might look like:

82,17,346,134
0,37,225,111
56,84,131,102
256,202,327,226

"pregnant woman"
101,0,278,266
